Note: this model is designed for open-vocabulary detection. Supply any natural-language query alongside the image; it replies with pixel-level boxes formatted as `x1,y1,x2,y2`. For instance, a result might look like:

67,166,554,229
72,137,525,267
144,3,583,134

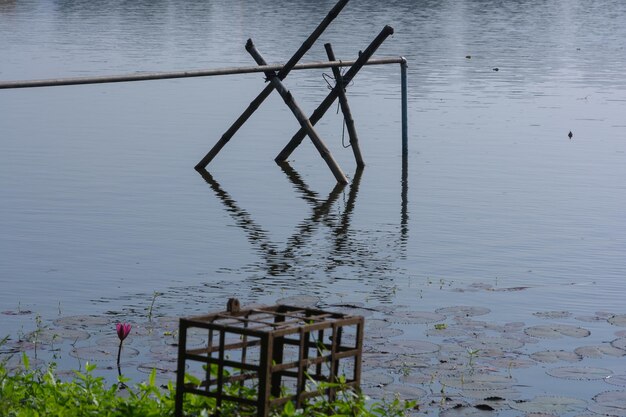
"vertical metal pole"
400,57,408,158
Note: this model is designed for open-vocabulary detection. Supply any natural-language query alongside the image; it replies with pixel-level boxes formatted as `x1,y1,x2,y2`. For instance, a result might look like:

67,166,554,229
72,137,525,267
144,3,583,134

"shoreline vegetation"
0,350,416,417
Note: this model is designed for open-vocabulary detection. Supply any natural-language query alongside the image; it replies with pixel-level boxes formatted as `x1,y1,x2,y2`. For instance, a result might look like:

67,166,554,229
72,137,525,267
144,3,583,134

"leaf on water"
485,357,535,369
390,311,447,324
508,396,587,413
608,315,626,327
365,319,392,330
524,324,590,339
378,339,440,355
546,366,612,380
361,370,394,387
588,390,626,416
137,361,178,374
611,338,626,351
605,374,626,387
53,315,110,328
440,374,514,391
70,346,139,362
366,327,404,340
26,329,90,344
381,383,426,399
425,327,467,337
533,311,572,319
439,403,506,416
436,306,491,317
530,350,582,363
1,310,33,316
460,387,521,401
575,344,626,358
461,336,524,352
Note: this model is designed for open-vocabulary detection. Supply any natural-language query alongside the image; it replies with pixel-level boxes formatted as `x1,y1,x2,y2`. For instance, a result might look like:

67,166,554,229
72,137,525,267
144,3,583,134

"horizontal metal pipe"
0,57,405,89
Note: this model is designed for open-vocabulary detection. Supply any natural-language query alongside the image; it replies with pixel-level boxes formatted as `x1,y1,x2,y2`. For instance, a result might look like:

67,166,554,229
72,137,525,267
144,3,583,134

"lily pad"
70,346,139,362
53,315,110,328
575,344,625,358
137,361,178,374
26,329,90,344
608,315,626,327
366,327,404,339
435,306,491,318
391,311,446,324
439,404,500,416
546,366,612,380
605,375,626,387
365,319,392,330
533,311,572,319
381,383,426,399
378,340,439,355
611,338,626,351
524,324,590,339
439,374,514,391
588,390,626,416
508,396,587,413
460,336,524,352
530,350,581,363
361,370,394,387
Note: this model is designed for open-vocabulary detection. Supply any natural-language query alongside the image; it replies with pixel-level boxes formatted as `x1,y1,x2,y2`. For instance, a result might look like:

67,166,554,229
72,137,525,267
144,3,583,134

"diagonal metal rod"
246,39,348,184
324,43,364,167
194,0,350,170
275,25,394,163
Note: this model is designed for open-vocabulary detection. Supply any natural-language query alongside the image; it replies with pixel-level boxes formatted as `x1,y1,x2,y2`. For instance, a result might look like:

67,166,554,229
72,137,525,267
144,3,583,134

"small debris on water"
568,131,573,139
492,67,499,71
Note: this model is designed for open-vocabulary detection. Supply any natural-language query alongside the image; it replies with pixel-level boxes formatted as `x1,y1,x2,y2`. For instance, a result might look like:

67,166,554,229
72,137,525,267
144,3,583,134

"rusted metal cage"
174,299,364,417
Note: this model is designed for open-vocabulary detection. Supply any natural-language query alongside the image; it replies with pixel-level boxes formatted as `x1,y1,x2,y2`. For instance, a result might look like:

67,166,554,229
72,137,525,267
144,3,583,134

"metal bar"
246,39,348,184
275,25,395,162
174,320,188,417
324,43,364,167
194,0,350,171
0,58,404,90
400,57,408,158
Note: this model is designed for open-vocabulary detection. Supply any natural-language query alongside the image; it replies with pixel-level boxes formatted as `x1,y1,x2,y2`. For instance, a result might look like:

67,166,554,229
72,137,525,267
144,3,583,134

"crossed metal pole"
194,0,395,184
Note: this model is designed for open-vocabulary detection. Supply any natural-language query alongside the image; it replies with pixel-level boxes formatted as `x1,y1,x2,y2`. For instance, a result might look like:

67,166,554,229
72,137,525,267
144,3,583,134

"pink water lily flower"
116,323,132,341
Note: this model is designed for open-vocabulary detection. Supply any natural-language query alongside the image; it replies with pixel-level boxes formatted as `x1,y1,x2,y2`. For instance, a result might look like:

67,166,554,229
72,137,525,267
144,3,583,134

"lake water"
2,0,626,414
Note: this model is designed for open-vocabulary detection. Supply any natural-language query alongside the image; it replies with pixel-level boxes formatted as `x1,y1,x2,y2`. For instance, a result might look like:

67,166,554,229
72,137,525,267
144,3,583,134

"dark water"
1,0,626,412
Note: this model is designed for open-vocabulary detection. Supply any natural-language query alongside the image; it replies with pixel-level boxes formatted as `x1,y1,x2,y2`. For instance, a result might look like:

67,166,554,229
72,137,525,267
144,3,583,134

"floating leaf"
425,327,467,337
460,387,521,401
608,315,626,327
365,319,391,330
530,350,581,363
605,375,626,387
461,336,524,352
361,370,394,387
439,404,499,416
53,315,110,328
70,346,139,362
391,311,446,324
588,390,626,416
137,361,178,374
1,310,33,316
435,306,491,317
546,366,612,380
533,311,572,319
575,344,625,358
524,324,590,339
611,338,626,351
381,383,426,399
485,357,535,369
26,329,90,344
439,374,514,391
366,327,404,340
378,339,439,355
508,396,586,413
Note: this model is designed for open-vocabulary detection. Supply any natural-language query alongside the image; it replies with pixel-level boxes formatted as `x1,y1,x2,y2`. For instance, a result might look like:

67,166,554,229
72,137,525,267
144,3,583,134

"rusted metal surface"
174,299,364,417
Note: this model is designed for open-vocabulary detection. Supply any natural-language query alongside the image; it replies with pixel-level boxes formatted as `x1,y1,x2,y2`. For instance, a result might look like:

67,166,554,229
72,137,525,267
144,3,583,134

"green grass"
0,353,416,417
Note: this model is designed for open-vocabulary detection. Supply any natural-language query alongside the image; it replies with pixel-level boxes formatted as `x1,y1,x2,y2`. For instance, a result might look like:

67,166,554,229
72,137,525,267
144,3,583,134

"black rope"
321,68,353,149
